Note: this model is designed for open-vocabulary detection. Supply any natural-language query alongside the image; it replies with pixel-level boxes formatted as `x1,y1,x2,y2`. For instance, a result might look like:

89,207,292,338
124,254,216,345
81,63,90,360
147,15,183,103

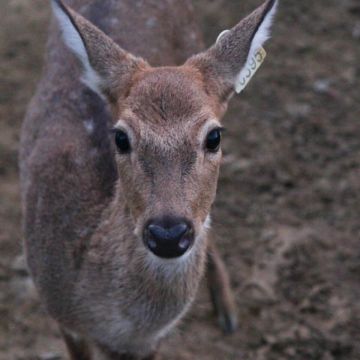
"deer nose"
144,218,194,258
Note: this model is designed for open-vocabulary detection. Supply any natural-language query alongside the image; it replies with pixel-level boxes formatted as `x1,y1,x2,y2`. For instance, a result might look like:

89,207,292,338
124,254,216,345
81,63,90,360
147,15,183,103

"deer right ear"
51,0,148,102
187,0,278,102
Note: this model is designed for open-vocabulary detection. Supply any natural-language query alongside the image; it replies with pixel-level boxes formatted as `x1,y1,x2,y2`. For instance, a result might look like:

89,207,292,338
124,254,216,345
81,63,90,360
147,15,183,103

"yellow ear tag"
235,47,267,94
216,29,267,94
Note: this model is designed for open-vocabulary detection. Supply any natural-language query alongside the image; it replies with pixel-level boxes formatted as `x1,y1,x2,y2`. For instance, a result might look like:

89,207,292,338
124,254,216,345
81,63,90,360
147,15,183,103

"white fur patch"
234,0,278,92
83,118,95,134
248,0,278,61
203,214,212,230
51,0,103,95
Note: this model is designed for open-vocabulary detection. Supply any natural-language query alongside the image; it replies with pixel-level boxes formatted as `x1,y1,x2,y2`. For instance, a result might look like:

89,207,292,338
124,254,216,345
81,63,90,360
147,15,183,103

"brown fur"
20,0,277,358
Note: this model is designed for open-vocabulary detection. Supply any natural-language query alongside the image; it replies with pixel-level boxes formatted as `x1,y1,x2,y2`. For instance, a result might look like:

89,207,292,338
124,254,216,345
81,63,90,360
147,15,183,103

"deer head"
52,0,278,260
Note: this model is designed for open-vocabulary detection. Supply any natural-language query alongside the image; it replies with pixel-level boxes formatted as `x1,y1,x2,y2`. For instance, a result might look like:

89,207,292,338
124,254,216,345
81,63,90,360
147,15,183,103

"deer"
19,0,278,358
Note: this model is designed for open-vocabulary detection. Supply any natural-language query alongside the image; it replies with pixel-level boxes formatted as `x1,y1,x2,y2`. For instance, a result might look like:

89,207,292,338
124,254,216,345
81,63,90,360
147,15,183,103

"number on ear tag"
235,47,267,94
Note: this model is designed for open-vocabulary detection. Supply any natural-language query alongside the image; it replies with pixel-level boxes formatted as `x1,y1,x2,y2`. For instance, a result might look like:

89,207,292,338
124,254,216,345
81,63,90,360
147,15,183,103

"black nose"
144,218,194,258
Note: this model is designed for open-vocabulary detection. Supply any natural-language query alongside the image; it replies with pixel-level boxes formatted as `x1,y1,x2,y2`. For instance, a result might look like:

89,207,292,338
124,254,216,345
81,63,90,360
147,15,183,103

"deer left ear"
51,0,148,102
187,0,278,101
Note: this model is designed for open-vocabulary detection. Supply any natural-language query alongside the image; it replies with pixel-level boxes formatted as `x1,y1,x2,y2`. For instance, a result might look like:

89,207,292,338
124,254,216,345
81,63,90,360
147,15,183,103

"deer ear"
51,0,148,102
187,0,278,101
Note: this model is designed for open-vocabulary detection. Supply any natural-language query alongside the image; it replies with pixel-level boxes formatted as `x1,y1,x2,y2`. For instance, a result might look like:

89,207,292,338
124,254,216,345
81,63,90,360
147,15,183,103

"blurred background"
0,0,359,359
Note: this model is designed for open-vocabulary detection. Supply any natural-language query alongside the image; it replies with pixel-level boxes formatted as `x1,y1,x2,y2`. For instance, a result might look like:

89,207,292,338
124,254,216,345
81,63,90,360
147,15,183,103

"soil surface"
1,0,360,359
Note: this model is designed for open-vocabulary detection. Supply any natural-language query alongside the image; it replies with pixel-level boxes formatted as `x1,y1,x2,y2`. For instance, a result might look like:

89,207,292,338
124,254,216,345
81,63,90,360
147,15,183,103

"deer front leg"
61,328,92,360
100,349,158,360
207,240,238,334
96,342,158,360
61,327,158,360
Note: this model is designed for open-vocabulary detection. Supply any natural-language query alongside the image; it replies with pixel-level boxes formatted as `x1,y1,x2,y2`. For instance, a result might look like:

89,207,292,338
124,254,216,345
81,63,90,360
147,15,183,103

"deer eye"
114,130,131,153
205,128,221,152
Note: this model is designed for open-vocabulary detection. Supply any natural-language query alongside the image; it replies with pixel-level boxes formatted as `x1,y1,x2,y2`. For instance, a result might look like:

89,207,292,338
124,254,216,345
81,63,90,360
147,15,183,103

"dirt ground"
1,0,360,359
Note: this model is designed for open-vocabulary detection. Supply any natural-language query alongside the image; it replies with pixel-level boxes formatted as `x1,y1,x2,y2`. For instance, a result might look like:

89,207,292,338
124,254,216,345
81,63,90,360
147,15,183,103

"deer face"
112,67,224,258
52,0,277,258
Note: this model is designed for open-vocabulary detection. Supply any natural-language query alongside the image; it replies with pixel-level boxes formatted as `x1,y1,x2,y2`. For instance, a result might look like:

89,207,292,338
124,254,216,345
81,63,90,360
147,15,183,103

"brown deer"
19,0,278,358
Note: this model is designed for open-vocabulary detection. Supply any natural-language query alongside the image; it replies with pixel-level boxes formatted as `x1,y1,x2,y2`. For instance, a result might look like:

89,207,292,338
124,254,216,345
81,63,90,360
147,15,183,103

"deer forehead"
124,66,215,125
114,67,220,150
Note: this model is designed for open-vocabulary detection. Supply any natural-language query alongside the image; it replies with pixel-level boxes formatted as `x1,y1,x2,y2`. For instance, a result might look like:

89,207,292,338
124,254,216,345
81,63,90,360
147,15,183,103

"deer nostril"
178,237,191,250
147,237,157,251
144,219,193,258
